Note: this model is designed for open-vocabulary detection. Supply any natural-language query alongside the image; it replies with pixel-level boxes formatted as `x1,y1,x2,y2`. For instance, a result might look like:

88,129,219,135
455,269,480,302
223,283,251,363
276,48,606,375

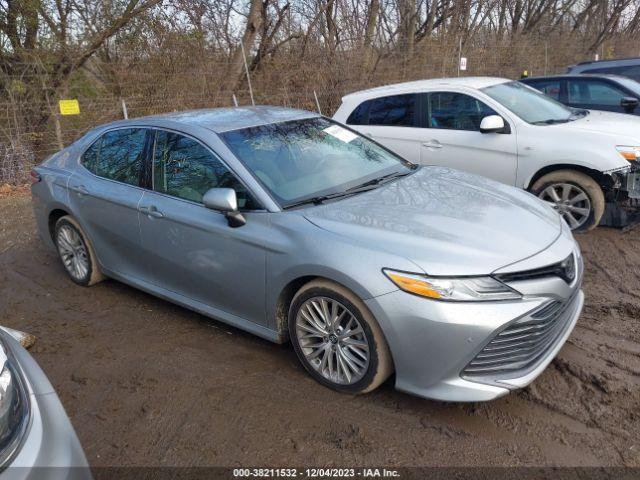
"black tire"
54,216,104,286
288,279,393,394
531,170,605,232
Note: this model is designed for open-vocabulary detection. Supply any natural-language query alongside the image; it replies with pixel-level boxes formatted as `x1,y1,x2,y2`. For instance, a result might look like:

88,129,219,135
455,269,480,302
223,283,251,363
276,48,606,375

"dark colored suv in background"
521,74,640,115
567,57,640,81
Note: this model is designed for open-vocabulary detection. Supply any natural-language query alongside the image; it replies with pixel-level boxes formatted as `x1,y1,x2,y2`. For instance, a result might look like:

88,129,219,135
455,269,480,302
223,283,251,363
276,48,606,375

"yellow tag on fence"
59,99,80,115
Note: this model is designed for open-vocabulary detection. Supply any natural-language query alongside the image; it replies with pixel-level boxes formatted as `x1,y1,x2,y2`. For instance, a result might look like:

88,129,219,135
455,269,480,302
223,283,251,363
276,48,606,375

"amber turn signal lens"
385,272,442,299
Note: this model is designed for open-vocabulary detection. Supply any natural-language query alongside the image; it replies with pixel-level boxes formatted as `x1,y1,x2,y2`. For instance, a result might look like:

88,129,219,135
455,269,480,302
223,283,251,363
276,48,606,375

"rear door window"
526,79,562,100
81,128,147,186
346,101,370,125
428,92,498,131
367,94,418,127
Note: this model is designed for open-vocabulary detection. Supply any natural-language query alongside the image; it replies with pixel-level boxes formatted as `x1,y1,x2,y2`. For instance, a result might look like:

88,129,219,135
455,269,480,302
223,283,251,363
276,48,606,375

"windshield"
614,76,640,96
221,117,413,207
482,81,576,124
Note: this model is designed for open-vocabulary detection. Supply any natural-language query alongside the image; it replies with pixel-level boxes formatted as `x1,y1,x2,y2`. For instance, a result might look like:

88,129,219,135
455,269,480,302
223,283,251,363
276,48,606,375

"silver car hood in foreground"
303,167,561,276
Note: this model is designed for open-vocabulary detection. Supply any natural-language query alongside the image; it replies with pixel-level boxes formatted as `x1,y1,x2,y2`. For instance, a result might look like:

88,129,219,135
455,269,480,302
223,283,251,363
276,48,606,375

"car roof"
342,76,510,100
97,106,320,134
522,73,631,82
568,57,640,70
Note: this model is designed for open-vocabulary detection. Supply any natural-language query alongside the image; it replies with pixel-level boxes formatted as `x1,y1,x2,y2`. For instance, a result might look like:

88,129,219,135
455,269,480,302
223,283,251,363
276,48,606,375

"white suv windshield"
221,117,414,207
482,81,579,125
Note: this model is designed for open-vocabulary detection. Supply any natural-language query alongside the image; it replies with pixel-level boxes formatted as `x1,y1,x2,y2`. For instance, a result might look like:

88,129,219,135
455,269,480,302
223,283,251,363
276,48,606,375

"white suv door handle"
422,141,443,149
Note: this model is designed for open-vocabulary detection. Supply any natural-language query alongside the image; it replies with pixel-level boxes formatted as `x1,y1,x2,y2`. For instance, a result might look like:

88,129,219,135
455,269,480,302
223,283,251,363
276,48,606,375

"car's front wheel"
531,170,605,232
54,216,104,286
289,279,393,394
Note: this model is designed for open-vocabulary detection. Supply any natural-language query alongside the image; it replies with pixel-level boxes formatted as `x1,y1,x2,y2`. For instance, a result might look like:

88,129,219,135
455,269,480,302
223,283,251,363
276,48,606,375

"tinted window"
568,80,627,106
81,128,146,186
428,92,497,131
346,101,370,125
527,79,562,100
367,94,417,126
152,130,258,209
587,65,640,82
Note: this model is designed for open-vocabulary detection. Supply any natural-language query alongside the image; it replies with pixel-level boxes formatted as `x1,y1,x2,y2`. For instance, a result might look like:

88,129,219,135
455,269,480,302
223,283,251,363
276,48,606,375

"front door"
419,91,518,186
566,78,631,114
138,128,269,327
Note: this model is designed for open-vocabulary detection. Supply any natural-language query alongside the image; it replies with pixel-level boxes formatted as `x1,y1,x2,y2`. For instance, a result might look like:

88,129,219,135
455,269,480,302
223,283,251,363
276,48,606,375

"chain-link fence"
1,34,638,184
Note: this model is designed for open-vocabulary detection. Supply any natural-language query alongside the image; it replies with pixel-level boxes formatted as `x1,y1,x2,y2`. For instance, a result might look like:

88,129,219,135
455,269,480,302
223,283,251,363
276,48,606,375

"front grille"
462,291,579,378
495,254,576,284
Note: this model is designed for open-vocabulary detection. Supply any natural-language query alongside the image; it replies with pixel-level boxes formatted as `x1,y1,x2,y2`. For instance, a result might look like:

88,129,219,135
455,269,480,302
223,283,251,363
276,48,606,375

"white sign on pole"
460,57,468,71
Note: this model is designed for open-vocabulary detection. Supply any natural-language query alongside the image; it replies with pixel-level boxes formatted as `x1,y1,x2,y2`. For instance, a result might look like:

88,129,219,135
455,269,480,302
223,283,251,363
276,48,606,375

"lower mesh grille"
462,291,579,377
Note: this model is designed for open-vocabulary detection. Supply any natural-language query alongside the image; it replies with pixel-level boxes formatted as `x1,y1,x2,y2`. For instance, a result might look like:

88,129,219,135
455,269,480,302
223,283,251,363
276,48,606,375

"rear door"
419,91,518,185
68,127,152,281
137,128,269,326
343,93,423,162
523,78,565,103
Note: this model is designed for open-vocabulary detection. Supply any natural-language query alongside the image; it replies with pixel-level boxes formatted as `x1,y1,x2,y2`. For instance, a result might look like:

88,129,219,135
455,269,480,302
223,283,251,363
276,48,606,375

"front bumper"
0,330,91,480
365,235,583,402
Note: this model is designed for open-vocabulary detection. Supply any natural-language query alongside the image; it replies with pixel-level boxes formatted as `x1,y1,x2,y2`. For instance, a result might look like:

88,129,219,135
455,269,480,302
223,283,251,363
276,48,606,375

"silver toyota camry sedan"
31,106,584,402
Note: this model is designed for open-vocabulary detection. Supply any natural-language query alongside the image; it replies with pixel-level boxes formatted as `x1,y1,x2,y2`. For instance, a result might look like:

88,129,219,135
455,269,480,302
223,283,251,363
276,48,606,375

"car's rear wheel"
289,279,393,394
54,216,104,286
531,170,605,232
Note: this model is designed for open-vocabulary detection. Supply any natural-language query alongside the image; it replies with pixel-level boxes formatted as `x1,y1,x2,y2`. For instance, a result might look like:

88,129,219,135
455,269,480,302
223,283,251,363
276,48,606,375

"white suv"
333,77,640,231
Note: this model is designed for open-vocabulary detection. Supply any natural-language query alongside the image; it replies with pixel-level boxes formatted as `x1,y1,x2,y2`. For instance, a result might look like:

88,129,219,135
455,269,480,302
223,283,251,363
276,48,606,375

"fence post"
53,113,64,150
544,42,548,75
313,90,322,115
240,43,255,106
121,99,128,119
457,38,462,77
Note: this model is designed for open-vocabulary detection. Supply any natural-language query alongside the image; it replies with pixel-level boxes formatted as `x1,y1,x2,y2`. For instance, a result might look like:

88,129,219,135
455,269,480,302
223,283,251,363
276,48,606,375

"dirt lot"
1,189,639,469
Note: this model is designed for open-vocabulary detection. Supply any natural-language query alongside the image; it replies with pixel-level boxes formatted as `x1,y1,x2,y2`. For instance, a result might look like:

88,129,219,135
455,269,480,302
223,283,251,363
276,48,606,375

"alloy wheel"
295,297,370,385
538,183,591,229
56,225,90,281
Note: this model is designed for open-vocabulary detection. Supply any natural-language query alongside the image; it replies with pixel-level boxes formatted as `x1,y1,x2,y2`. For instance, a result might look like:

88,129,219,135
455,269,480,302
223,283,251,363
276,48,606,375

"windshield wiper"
284,170,415,210
531,118,570,125
345,170,414,192
569,109,589,120
284,190,360,209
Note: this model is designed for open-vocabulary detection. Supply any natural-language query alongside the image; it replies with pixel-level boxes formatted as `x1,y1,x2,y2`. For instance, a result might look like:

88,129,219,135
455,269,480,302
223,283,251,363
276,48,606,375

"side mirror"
620,97,639,113
480,115,506,133
202,188,246,228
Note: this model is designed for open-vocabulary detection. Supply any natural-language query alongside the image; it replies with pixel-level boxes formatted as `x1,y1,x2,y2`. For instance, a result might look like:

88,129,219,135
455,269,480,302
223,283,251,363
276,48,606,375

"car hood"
557,110,640,141
302,167,562,276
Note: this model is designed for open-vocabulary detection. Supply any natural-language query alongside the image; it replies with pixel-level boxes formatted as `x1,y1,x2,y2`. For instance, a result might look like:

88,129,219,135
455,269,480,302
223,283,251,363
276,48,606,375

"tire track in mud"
1,193,639,467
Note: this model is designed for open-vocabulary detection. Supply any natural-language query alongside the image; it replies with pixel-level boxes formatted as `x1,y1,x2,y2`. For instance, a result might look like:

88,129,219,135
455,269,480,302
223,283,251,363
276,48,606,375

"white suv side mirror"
480,115,506,134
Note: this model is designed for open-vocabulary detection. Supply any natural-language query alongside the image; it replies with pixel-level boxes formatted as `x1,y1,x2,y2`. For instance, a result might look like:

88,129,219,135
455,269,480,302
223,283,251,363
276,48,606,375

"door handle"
422,141,443,149
70,185,89,196
139,205,165,219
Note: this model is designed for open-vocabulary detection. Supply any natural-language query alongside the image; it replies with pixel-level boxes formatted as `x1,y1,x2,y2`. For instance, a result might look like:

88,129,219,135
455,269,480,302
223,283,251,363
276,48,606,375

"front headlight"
0,336,30,467
383,269,521,301
616,146,640,162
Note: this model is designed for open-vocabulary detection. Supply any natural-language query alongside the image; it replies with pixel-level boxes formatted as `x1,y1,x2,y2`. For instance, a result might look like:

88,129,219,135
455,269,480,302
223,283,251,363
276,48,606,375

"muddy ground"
0,189,639,469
